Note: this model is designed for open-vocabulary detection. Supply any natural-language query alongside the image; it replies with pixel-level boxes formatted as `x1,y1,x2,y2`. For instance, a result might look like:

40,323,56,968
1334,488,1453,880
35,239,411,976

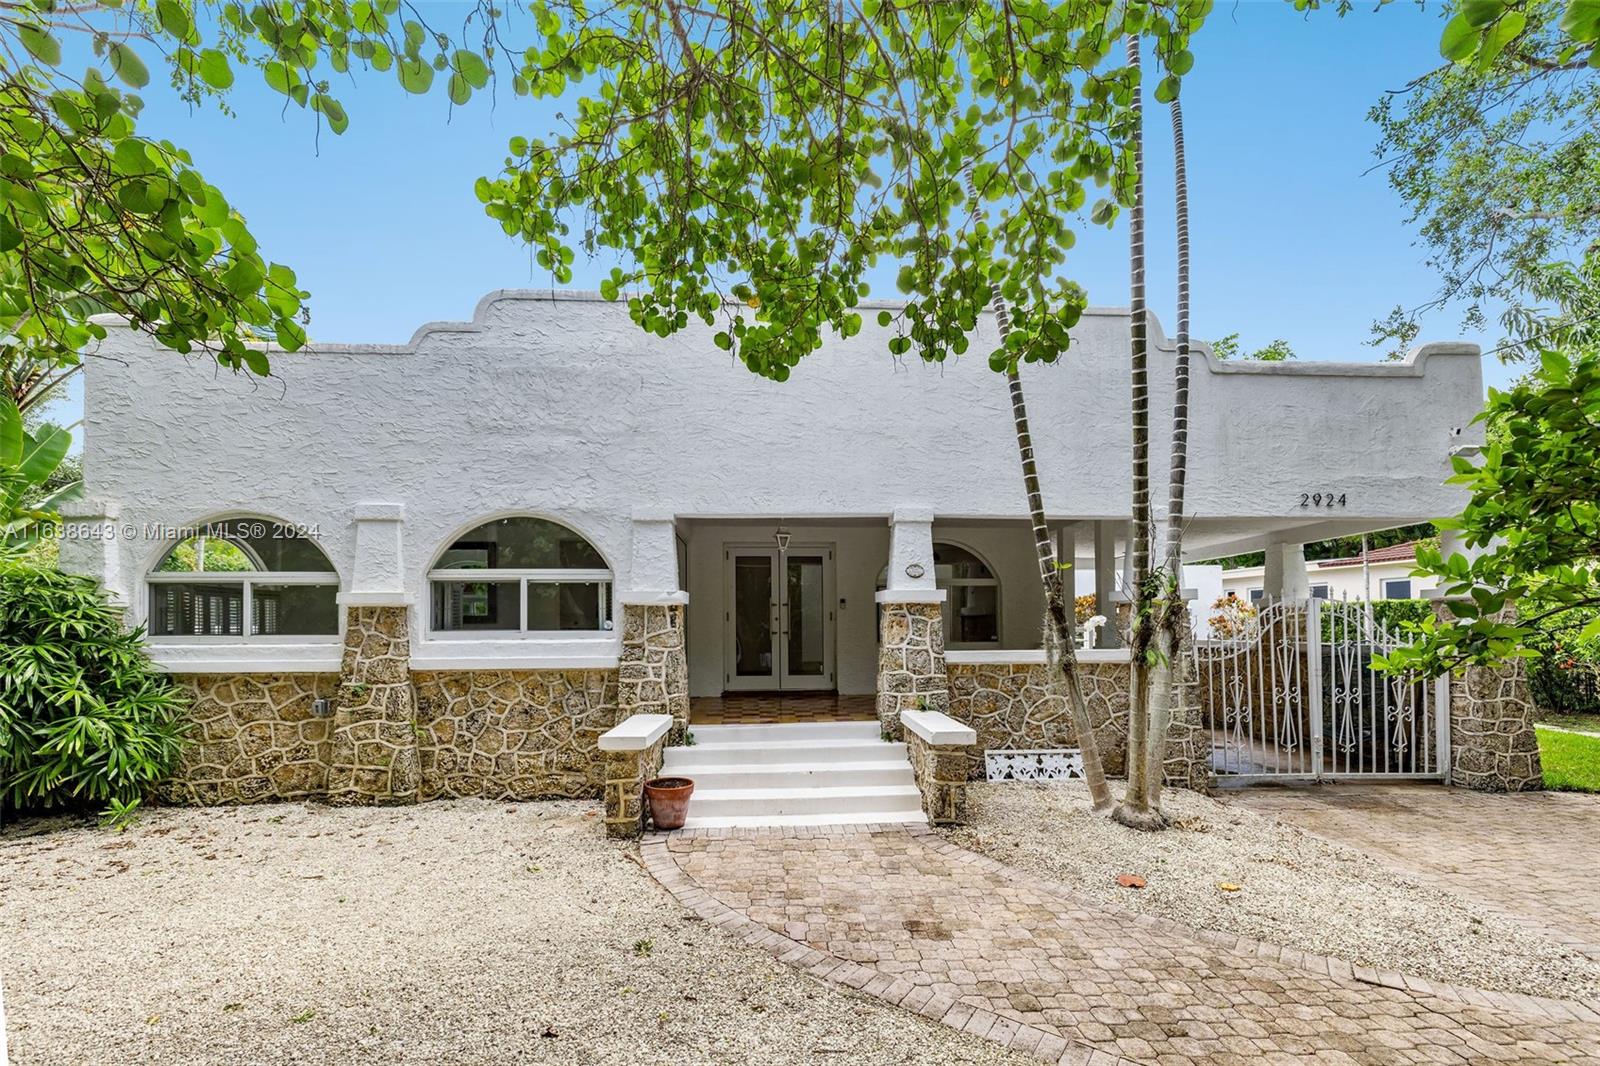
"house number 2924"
1300,492,1347,508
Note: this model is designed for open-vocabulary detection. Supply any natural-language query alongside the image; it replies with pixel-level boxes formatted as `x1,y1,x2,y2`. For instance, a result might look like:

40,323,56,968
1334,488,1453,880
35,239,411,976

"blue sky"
54,1,1520,427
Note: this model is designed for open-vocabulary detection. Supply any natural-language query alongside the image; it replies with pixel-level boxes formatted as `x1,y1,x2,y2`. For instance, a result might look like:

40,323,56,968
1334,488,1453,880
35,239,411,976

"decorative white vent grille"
984,748,1085,782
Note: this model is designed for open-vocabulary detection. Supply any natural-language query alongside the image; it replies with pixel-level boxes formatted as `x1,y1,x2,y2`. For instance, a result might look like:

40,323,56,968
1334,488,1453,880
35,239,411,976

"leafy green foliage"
1362,0,1599,361
1,1,505,412
1381,347,1600,676
0,560,187,818
0,396,79,548
478,0,1215,380
1207,333,1295,361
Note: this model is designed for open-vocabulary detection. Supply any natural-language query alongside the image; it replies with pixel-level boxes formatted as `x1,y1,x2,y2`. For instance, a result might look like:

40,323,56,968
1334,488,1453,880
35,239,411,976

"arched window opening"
148,519,338,639
937,543,1000,646
876,541,1001,649
428,516,613,634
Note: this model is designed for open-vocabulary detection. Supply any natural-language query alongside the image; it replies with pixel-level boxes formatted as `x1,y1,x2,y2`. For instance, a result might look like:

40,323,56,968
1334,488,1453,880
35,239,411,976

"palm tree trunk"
1113,32,1163,831
1144,92,1193,813
965,174,1113,813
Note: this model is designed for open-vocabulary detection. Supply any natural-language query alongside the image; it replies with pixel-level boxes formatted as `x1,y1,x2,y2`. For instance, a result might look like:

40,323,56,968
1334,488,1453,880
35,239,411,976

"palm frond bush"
0,559,186,819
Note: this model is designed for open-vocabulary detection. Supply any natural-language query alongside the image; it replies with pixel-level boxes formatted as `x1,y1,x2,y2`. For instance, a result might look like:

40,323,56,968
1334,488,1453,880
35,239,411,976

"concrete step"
679,810,929,830
686,720,880,744
662,720,927,829
659,757,915,790
670,738,906,766
685,783,924,818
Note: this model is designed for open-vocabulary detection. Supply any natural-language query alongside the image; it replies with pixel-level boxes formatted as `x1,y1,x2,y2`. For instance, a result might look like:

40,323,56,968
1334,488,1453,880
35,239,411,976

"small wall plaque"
905,562,926,579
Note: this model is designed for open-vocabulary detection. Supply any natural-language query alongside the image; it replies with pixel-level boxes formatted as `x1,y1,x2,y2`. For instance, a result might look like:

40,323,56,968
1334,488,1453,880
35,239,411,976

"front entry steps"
662,720,926,829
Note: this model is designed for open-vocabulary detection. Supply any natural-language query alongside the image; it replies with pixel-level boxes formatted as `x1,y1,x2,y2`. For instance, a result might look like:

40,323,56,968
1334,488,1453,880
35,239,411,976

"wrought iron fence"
1193,598,1446,782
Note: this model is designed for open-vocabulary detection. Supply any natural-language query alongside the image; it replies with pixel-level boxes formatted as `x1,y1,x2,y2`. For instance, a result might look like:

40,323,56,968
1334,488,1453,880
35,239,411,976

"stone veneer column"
326,605,421,805
1433,601,1542,792
617,601,690,741
1159,609,1209,792
876,601,949,738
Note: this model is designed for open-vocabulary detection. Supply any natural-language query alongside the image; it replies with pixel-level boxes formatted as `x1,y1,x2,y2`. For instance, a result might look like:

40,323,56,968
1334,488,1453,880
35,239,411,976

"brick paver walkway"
644,826,1600,1066
1223,784,1600,959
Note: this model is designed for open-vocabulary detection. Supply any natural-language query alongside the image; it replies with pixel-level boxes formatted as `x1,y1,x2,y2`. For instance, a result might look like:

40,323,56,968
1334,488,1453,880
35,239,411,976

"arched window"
428,516,613,634
876,541,1001,649
148,519,339,638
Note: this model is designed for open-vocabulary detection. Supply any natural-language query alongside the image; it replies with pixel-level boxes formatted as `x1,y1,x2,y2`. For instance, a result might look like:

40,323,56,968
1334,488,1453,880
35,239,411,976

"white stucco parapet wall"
72,290,1484,647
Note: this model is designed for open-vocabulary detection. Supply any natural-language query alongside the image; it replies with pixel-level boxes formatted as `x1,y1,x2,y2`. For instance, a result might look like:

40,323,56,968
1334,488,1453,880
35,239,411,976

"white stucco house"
1218,539,1436,606
57,290,1492,823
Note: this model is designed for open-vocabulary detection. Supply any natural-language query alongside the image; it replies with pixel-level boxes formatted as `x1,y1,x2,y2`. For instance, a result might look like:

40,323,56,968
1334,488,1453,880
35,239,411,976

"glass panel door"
723,546,835,692
780,552,832,689
726,550,779,689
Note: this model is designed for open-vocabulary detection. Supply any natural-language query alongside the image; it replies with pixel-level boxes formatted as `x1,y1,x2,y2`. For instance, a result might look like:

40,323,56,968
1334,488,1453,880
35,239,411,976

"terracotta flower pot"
643,776,695,830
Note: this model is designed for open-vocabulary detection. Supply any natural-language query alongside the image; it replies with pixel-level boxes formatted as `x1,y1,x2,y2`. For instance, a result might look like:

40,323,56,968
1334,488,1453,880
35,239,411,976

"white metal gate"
1193,600,1448,783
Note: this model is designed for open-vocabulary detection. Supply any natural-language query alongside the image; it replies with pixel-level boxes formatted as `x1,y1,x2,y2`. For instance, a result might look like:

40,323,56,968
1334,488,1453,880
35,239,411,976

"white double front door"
723,546,835,691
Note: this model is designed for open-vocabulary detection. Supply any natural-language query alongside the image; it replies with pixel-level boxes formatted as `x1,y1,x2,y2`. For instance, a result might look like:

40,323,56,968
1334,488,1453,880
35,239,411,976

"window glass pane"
431,579,520,630
734,556,774,676
251,584,340,636
1311,584,1331,600
526,581,609,631
933,543,993,581
949,584,999,644
1384,579,1412,600
786,555,826,676
155,535,258,573
149,582,245,636
442,517,604,570
155,520,334,573
1248,588,1265,603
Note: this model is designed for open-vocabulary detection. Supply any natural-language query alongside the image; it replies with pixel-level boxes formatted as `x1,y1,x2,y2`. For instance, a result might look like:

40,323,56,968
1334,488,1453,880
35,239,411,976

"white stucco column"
340,502,409,606
875,510,947,736
876,510,943,603
57,498,127,608
1262,542,1311,603
1092,520,1120,648
621,512,688,605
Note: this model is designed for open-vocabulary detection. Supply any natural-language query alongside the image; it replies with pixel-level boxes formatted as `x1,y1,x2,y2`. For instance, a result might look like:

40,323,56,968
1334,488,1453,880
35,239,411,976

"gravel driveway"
942,780,1600,1000
1,800,1026,1065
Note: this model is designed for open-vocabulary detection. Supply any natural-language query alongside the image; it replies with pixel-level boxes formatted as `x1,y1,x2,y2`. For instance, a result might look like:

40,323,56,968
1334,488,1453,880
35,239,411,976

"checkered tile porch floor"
690,693,877,726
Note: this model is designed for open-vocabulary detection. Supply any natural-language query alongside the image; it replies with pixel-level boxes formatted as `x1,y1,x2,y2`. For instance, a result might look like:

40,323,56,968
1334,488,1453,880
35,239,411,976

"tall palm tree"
1113,32,1165,831
1144,89,1194,813
965,172,1113,813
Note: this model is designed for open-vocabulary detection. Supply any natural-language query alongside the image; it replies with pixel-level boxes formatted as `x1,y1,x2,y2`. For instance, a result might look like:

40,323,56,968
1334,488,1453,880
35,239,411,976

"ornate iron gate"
1193,600,1448,783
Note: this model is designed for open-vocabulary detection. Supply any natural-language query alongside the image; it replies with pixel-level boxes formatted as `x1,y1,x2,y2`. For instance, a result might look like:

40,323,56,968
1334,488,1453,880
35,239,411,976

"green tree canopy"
1359,0,1600,360
478,0,1212,380
1,0,504,413
1383,345,1600,675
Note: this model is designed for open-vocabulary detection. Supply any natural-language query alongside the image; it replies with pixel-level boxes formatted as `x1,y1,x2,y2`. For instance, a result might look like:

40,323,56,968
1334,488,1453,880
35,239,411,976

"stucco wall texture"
74,291,1482,652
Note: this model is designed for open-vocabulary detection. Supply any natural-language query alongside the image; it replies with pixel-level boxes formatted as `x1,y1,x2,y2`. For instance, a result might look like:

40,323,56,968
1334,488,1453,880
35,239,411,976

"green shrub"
1525,605,1600,715
0,560,187,820
1370,599,1432,632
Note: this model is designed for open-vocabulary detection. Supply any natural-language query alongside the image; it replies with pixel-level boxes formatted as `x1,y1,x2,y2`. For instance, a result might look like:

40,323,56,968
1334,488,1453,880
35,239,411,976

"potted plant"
643,776,695,830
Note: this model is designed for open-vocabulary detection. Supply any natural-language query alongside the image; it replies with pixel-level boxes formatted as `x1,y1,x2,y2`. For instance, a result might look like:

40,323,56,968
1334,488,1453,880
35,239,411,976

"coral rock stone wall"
413,670,619,801
877,601,949,737
327,606,420,806
618,603,690,740
947,660,1132,774
159,674,337,805
906,731,973,825
1450,660,1544,792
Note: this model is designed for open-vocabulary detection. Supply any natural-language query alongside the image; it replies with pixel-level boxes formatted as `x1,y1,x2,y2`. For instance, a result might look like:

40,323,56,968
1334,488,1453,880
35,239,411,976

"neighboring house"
58,291,1485,819
1218,539,1436,606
